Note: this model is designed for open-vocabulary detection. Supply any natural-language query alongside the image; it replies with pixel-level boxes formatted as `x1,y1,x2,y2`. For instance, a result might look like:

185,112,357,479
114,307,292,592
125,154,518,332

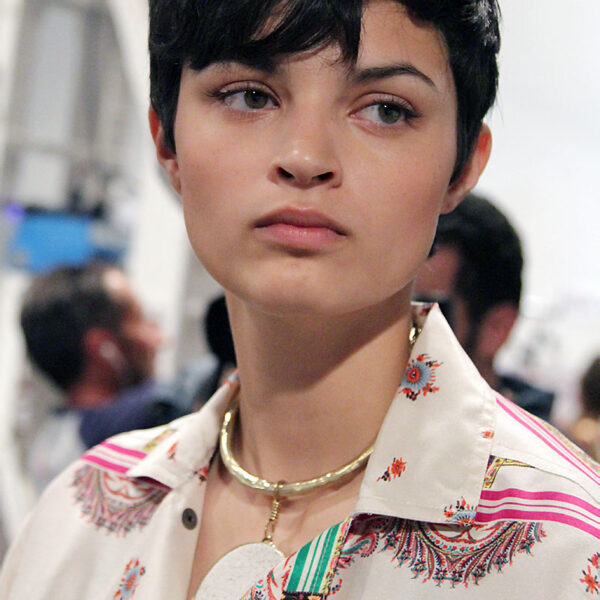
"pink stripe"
497,397,600,485
100,441,147,459
476,507,600,539
82,454,130,473
478,500,600,528
481,488,600,518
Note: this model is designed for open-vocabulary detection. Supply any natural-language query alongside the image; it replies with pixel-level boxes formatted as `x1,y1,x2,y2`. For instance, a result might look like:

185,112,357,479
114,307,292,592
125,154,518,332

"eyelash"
207,84,278,110
207,84,419,127
354,97,419,128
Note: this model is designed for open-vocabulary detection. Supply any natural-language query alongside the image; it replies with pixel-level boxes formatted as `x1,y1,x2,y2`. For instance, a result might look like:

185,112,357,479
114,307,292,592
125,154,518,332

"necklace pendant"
195,542,285,600
262,490,282,545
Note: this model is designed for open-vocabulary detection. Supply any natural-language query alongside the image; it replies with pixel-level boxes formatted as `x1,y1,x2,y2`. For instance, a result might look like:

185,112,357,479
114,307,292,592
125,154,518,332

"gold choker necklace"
220,399,373,546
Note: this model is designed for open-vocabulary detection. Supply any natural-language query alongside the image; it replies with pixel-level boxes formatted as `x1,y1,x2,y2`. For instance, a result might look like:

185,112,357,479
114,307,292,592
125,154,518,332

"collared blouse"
2,304,599,599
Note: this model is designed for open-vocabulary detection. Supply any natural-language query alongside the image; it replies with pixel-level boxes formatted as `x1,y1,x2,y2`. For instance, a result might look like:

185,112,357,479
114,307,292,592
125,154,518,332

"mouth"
254,208,347,250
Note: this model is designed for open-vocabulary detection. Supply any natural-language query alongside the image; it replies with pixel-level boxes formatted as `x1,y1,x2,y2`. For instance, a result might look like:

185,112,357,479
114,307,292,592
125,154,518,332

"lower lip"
256,223,345,250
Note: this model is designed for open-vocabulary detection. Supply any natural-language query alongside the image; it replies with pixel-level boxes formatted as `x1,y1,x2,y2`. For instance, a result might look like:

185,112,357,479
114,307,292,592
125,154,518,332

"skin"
150,1,491,594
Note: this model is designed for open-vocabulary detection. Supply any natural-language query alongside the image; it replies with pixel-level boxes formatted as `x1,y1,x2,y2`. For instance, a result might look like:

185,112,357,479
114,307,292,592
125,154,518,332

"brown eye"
243,90,269,109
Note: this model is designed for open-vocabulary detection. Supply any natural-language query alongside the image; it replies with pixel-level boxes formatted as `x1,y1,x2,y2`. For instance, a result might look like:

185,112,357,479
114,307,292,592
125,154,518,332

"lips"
255,208,347,235
254,207,347,250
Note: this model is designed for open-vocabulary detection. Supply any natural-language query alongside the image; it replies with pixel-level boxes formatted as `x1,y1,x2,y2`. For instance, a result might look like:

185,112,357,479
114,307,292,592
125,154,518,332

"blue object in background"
7,212,94,273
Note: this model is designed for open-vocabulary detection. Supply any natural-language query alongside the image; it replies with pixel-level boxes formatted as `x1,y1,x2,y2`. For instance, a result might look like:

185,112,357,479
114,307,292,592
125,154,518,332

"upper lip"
255,207,347,235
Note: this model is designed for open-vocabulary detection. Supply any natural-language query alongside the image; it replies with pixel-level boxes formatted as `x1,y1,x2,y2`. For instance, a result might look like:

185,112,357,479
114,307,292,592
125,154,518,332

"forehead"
355,2,450,74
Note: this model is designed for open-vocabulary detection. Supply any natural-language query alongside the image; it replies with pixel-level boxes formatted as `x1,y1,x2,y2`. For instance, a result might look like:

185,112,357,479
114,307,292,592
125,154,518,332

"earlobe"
148,106,182,194
441,124,492,214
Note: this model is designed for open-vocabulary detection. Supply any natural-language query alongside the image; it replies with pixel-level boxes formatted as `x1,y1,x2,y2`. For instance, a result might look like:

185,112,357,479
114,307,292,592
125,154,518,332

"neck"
225,291,414,484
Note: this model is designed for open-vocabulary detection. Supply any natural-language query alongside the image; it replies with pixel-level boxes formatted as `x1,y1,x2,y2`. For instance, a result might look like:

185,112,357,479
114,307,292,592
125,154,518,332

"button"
182,508,198,529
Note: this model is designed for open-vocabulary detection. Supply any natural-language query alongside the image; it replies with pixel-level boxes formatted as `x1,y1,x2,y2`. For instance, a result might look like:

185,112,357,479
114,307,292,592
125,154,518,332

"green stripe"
287,540,311,591
309,523,340,592
302,533,323,590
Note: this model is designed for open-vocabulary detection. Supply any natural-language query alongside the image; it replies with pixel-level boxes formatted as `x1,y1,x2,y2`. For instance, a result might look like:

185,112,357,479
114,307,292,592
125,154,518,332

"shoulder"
0,411,208,598
485,395,600,539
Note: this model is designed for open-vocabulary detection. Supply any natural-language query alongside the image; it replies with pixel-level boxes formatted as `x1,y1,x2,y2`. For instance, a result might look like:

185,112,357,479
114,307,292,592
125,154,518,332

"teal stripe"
302,534,322,590
309,523,340,591
287,540,311,591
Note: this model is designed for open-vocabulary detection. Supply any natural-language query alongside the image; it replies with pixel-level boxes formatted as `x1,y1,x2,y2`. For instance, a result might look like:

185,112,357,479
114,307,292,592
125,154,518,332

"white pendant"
195,542,285,600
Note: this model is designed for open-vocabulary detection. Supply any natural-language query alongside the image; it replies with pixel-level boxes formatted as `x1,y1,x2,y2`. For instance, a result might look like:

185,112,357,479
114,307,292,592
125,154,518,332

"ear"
84,328,124,370
149,106,182,195
441,123,492,214
475,302,518,361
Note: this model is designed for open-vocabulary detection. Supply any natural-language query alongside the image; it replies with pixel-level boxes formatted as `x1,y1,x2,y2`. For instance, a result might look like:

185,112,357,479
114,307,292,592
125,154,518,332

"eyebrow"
210,59,437,91
213,58,278,75
350,64,437,89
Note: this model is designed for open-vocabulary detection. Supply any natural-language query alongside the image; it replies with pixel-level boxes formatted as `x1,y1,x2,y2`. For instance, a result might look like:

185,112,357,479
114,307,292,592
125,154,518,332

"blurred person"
569,357,600,460
415,193,554,421
20,261,191,493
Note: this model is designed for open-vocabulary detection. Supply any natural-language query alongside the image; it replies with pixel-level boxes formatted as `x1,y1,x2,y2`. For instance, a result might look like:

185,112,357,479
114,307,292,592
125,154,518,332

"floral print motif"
167,441,178,460
400,354,441,401
248,559,293,600
581,552,600,594
377,458,407,482
335,515,545,590
72,465,167,535
444,498,477,527
192,464,209,483
114,558,145,599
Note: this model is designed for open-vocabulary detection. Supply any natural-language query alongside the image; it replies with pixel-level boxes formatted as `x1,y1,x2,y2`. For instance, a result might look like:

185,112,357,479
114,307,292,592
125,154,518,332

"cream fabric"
2,304,598,599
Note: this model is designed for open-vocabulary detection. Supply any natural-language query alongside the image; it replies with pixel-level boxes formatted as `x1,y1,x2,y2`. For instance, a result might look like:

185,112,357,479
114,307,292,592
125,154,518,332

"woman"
3,1,599,598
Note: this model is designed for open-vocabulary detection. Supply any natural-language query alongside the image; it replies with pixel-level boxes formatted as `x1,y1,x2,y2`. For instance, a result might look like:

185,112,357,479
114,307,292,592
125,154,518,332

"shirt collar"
127,304,496,527
355,303,496,525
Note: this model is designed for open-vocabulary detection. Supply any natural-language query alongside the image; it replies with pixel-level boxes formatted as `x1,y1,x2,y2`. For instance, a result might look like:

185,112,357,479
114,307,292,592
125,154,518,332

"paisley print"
72,465,167,535
336,514,545,589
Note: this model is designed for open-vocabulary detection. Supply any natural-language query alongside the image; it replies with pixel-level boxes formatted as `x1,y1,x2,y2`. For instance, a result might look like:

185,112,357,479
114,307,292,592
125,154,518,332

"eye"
213,87,277,111
355,100,417,127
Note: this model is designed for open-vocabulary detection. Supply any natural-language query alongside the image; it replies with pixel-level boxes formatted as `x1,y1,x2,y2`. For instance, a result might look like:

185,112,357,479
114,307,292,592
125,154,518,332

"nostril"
317,172,333,182
278,167,294,179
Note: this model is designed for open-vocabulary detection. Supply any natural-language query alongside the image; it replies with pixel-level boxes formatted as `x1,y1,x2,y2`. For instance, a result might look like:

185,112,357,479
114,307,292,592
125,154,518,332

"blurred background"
0,0,598,545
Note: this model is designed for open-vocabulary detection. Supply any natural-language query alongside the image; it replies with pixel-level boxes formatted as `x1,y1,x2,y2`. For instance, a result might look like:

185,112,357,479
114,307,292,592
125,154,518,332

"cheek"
348,155,451,296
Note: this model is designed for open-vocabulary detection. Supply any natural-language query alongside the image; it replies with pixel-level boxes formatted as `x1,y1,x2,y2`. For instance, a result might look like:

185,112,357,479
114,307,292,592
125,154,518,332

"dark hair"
433,193,523,325
20,262,127,390
149,0,500,181
582,357,600,417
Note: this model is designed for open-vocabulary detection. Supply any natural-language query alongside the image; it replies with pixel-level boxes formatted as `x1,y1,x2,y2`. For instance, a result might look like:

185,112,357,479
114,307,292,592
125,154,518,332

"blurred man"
569,356,600,459
415,193,554,421
20,261,190,492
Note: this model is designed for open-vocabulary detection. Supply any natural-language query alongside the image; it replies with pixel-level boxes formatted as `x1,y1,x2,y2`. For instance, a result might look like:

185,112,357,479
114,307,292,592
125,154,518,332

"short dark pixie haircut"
149,0,500,182
20,262,127,391
433,193,523,325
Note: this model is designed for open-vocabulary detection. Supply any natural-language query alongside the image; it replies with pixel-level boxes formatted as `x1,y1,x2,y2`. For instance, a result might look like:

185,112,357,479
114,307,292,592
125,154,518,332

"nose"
270,113,343,189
